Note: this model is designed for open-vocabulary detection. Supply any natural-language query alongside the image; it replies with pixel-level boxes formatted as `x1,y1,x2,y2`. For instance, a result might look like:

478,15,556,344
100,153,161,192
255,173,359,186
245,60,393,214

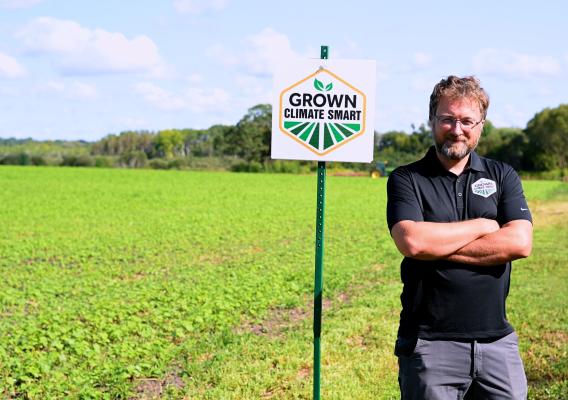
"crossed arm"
391,218,533,266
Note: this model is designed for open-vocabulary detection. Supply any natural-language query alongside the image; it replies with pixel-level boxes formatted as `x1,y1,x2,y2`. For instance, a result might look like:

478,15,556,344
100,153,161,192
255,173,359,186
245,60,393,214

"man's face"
432,96,484,160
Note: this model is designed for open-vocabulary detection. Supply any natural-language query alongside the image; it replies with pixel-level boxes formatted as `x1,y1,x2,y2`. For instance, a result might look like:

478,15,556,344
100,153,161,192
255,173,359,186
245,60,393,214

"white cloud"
473,49,562,79
134,82,187,111
17,17,167,76
208,28,301,77
43,81,64,92
37,80,98,100
185,87,230,112
410,76,435,92
18,18,96,53
173,0,229,14
185,73,203,84
134,82,230,113
0,52,27,78
68,82,98,100
235,74,265,97
375,104,425,133
0,0,43,8
206,44,240,67
490,104,529,128
243,28,299,77
233,74,271,109
116,116,148,129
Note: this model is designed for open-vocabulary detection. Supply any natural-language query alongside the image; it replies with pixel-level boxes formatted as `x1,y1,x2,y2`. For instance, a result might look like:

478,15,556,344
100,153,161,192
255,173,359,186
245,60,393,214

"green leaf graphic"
314,79,324,91
325,82,333,91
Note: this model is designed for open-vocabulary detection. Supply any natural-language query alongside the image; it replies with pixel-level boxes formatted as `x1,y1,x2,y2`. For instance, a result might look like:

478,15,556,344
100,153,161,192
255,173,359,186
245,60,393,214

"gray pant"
397,332,527,399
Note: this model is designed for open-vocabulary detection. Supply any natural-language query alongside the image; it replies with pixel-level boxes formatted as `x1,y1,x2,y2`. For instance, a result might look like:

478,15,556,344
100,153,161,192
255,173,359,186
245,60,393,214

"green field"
0,167,566,399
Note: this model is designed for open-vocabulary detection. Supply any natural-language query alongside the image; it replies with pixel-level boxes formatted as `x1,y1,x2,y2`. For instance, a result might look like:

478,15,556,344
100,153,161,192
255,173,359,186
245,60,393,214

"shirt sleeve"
497,165,532,225
386,167,424,232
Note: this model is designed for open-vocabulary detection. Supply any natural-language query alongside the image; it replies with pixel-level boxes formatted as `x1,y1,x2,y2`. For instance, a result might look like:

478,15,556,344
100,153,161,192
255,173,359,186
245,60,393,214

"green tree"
375,124,431,167
154,129,184,159
91,131,155,158
182,128,224,157
476,120,499,156
484,127,527,170
409,123,432,153
523,104,568,170
208,124,233,156
224,104,272,163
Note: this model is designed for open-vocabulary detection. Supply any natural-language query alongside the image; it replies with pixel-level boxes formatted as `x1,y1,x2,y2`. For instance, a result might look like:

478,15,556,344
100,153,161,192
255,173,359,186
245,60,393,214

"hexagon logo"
278,68,366,156
471,178,497,198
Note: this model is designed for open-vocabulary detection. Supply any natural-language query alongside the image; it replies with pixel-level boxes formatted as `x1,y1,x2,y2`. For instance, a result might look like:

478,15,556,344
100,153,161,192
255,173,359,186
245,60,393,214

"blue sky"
0,0,566,141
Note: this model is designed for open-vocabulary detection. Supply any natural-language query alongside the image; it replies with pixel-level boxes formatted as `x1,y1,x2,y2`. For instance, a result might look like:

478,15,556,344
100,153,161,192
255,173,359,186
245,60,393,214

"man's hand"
446,219,533,266
392,218,532,266
391,218,500,260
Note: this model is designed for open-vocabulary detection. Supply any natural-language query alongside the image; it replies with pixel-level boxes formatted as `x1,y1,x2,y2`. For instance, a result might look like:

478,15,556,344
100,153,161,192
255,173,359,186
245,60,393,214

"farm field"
0,166,566,399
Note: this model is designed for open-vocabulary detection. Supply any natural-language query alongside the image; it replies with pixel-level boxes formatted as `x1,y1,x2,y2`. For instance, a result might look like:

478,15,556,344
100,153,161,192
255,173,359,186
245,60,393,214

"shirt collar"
468,150,485,172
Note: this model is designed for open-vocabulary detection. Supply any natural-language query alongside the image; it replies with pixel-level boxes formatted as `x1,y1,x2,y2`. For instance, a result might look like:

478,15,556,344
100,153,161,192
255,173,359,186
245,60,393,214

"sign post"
312,45,327,400
271,46,375,399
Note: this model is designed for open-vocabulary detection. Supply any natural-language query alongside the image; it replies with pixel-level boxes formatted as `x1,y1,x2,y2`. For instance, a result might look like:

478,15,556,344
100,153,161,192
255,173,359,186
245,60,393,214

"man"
386,75,533,399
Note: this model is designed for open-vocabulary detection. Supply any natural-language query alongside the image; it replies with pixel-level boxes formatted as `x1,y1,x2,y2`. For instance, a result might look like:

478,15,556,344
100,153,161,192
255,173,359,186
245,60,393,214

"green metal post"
313,45,328,400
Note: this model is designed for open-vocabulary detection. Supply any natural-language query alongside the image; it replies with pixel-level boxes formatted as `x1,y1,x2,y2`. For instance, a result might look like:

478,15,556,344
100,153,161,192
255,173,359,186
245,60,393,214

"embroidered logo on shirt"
471,178,497,198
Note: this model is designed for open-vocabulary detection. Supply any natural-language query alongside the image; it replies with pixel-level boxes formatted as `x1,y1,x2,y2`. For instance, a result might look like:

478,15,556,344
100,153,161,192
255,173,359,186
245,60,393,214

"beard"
434,135,479,160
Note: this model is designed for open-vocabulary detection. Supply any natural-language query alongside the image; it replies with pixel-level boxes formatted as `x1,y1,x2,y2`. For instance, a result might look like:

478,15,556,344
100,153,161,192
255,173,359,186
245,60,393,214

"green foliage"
375,124,431,168
265,160,312,174
0,137,34,146
148,158,170,169
524,104,568,170
521,168,568,181
154,130,185,159
2,103,568,175
0,167,565,398
89,124,234,167
0,138,90,166
475,121,528,170
224,104,272,163
0,152,32,165
91,131,154,158
61,154,95,167
487,128,527,170
507,199,568,399
185,156,235,171
205,124,233,156
94,156,115,168
118,151,148,168
30,155,48,166
231,160,263,173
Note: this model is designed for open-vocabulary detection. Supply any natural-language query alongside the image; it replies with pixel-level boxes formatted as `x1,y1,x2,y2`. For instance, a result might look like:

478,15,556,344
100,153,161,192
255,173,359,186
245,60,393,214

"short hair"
428,75,490,123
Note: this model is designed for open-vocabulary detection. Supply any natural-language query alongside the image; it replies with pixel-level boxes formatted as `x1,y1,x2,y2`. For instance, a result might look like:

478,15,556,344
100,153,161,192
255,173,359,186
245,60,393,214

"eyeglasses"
435,115,484,130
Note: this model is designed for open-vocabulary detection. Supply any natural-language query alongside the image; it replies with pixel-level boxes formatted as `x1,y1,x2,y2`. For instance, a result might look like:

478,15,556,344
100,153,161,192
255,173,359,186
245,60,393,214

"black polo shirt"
386,146,532,340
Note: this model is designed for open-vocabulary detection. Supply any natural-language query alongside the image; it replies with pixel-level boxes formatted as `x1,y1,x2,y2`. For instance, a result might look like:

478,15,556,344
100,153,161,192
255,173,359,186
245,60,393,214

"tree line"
1,103,567,177
377,104,567,176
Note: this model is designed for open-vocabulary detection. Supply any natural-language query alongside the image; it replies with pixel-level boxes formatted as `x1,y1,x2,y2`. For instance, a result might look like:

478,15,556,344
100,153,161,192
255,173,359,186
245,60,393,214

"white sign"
271,58,376,162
